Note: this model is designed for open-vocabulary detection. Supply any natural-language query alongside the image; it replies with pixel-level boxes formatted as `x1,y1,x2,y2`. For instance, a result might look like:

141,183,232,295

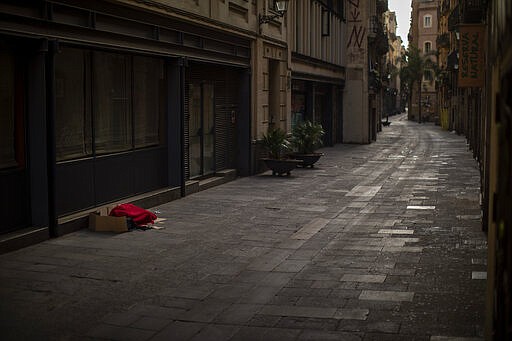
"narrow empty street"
0,114,487,340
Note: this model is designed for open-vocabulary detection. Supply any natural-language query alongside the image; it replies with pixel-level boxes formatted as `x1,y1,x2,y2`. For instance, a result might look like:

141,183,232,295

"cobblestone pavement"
0,114,487,340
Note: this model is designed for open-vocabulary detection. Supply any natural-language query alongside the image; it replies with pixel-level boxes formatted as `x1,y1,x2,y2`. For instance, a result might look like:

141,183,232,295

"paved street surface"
0,114,487,340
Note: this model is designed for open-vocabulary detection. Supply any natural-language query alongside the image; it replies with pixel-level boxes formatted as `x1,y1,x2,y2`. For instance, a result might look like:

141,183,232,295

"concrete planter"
290,153,323,168
261,158,303,176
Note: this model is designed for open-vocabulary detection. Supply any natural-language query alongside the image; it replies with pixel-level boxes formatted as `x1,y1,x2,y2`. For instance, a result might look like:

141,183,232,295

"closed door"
0,46,30,233
189,82,215,178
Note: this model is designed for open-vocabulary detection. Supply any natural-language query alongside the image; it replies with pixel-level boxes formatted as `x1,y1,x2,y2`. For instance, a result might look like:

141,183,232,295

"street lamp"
259,0,289,25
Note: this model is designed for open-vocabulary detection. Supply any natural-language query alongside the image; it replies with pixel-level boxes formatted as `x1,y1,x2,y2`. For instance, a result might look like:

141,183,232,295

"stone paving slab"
0,114,487,340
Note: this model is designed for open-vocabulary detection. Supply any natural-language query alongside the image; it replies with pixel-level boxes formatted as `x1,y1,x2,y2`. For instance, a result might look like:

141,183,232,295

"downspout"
46,40,58,237
180,57,187,197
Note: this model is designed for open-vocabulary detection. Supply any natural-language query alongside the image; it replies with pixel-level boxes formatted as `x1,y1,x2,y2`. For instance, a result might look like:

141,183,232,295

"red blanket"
109,203,157,226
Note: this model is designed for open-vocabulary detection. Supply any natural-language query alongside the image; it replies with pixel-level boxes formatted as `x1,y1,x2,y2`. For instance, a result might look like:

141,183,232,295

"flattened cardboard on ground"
88,212,128,233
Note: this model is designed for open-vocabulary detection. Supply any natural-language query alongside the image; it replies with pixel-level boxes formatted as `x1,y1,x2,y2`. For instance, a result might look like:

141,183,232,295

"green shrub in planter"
291,121,325,154
261,127,292,159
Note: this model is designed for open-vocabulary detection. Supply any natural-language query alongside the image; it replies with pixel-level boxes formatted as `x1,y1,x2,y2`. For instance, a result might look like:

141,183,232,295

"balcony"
377,0,388,15
369,15,379,35
461,0,485,23
440,0,451,16
448,5,459,31
436,33,450,49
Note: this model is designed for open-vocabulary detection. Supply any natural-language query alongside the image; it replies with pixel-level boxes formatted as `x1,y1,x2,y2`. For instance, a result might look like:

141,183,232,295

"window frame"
424,41,432,53
55,46,166,163
424,14,432,28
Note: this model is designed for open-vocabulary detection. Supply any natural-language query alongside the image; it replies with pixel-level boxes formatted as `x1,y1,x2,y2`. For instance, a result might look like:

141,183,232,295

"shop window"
55,47,165,161
0,51,16,168
93,51,132,154
55,48,92,161
133,56,165,148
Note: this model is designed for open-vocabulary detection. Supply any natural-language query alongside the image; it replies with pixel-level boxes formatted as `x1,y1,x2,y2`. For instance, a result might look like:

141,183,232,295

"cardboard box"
88,212,128,233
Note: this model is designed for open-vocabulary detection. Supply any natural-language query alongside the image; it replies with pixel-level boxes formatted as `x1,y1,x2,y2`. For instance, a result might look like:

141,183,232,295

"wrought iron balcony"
448,5,459,31
377,0,388,15
436,33,450,49
461,0,485,23
440,0,451,16
369,15,379,35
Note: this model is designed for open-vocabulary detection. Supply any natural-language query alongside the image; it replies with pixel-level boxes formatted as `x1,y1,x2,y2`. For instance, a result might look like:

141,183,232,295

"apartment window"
424,69,433,81
424,41,432,53
424,14,432,28
322,8,331,36
335,0,345,18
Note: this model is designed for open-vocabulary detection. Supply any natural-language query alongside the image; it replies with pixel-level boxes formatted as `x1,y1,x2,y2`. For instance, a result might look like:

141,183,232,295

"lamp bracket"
259,12,284,25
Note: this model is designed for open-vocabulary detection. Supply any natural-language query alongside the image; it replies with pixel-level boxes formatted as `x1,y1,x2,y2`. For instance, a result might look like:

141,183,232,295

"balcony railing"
440,0,451,16
461,0,485,23
369,15,379,34
436,33,450,48
377,0,388,15
448,5,459,31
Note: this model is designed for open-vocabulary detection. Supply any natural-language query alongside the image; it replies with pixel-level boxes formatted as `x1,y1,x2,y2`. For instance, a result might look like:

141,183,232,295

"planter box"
290,153,323,168
261,158,303,176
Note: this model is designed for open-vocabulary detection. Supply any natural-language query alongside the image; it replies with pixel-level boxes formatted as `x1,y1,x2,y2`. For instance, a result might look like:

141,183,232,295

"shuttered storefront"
185,63,239,180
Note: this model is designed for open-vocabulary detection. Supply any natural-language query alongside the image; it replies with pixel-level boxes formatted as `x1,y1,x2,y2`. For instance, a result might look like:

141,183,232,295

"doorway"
0,43,30,234
189,82,215,178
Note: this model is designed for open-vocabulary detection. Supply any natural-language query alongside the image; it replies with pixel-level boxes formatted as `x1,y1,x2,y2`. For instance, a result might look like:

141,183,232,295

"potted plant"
260,127,302,176
290,120,325,167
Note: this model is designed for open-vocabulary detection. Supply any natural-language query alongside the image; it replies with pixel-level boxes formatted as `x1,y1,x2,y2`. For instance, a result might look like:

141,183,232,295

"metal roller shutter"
186,64,238,179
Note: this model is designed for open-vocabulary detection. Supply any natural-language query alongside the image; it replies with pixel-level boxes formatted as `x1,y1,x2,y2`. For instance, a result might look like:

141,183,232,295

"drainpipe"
46,40,58,238
180,57,187,197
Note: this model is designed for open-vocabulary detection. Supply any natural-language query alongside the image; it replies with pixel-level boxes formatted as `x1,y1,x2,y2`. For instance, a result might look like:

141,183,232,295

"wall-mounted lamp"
259,0,289,25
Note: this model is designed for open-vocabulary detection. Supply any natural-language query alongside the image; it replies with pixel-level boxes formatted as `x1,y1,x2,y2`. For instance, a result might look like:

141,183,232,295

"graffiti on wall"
458,24,485,88
346,0,366,65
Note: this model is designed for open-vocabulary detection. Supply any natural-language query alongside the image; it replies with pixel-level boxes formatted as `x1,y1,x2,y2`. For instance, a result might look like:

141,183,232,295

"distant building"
409,0,440,123
383,10,405,115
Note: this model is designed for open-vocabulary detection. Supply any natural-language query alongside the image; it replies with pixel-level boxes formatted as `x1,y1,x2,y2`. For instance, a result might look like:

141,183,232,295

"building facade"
0,1,395,255
485,1,512,337
409,0,440,123
383,10,404,116
344,0,388,143
288,0,346,148
0,0,268,247
433,0,512,337
436,0,452,129
2,0,390,250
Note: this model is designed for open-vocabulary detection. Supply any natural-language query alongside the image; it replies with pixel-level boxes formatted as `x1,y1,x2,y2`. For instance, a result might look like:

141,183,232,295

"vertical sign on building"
346,0,367,66
343,0,370,143
458,24,485,87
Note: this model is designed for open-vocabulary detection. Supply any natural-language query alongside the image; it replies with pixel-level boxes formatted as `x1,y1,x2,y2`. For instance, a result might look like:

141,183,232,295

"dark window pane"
55,47,92,161
93,51,132,154
0,50,16,169
133,56,165,148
